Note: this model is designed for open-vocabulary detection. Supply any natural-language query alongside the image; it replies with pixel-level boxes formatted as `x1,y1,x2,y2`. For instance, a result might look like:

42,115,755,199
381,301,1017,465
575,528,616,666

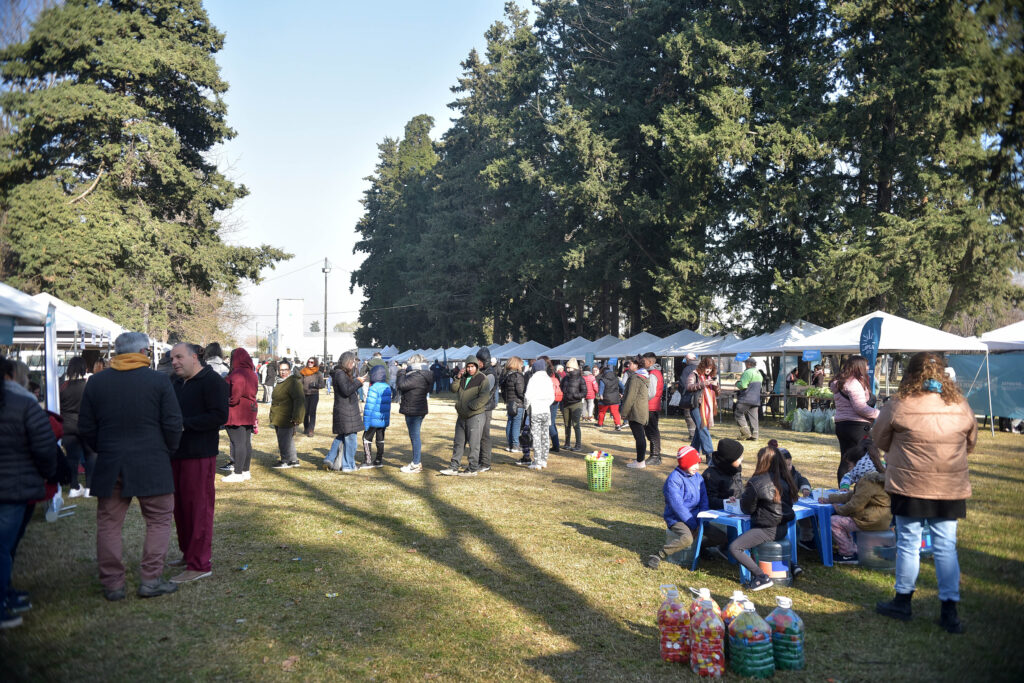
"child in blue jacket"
647,446,709,569
361,364,392,468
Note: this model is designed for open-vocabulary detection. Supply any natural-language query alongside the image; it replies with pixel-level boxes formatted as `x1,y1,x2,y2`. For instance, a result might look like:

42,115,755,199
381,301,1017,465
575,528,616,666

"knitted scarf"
110,353,149,371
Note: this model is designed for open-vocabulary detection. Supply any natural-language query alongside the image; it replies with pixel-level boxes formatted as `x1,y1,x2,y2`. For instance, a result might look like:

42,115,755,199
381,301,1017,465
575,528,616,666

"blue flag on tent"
860,317,884,392
735,352,751,362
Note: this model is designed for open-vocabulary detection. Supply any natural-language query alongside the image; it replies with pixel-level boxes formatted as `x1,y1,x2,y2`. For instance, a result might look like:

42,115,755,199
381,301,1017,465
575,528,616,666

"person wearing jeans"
873,352,975,634
397,355,432,473
686,357,718,458
326,352,365,473
0,357,58,627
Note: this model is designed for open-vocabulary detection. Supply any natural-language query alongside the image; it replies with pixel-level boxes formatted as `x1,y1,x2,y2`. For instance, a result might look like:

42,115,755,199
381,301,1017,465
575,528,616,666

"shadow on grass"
260,466,659,680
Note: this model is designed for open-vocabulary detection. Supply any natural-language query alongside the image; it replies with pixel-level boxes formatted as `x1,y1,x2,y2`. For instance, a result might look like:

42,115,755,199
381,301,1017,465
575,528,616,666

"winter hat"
464,355,479,367
712,438,744,465
531,359,547,373
677,446,701,470
476,346,492,366
840,453,877,489
566,358,579,371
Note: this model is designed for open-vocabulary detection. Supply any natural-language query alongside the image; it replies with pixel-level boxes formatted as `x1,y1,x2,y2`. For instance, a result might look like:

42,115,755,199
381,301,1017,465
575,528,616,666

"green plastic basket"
585,456,613,492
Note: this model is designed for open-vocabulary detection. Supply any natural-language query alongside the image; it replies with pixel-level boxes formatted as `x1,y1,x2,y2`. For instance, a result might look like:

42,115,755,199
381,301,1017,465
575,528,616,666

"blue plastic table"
693,506,815,583
797,499,836,568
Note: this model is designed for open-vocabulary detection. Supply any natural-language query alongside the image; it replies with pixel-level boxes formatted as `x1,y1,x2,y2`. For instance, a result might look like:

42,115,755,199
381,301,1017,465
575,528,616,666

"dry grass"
3,394,1024,681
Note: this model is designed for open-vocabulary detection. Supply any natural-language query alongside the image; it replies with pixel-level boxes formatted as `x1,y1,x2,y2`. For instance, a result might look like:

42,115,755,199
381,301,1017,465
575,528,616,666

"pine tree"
0,0,288,339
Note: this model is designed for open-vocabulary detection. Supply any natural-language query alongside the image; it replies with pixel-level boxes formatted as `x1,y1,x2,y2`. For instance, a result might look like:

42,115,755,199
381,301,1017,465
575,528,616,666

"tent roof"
499,340,551,359
719,320,826,355
595,331,663,359
30,292,118,336
663,333,743,357
980,320,1024,352
546,336,592,359
0,283,47,324
780,311,989,353
649,329,708,356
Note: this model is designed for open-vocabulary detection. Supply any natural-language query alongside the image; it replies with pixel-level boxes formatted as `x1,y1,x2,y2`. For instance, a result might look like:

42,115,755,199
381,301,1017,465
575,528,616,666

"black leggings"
644,411,661,457
303,393,320,433
835,420,871,485
628,420,647,462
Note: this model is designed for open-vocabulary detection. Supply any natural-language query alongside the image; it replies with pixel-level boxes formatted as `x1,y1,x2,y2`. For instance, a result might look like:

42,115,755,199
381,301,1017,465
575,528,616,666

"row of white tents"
387,311,1004,364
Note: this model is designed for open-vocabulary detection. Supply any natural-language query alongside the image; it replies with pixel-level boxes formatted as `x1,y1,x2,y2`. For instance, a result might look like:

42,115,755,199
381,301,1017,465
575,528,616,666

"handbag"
519,408,533,448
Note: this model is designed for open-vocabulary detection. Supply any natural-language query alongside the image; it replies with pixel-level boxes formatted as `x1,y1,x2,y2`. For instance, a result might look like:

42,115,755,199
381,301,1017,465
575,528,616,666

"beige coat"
826,472,891,530
871,393,976,501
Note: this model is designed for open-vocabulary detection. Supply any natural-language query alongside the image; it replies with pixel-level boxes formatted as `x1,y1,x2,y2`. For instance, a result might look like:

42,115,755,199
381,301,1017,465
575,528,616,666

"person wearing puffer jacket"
559,358,587,452
360,364,392,469
203,343,229,379
0,355,58,628
582,366,598,422
396,354,432,473
725,445,798,591
646,447,708,570
501,357,526,454
596,364,623,430
324,351,365,472
821,452,890,564
523,359,555,470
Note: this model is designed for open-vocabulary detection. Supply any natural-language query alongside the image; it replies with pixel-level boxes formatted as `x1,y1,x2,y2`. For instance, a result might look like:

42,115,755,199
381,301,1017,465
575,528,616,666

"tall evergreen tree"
0,0,287,339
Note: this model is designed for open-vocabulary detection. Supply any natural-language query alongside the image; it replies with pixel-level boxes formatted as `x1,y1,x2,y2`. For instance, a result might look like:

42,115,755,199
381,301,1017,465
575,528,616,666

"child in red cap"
646,446,708,569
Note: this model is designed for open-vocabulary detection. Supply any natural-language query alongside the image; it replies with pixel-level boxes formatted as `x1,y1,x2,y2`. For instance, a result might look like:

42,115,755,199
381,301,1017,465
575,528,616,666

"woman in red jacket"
222,348,259,482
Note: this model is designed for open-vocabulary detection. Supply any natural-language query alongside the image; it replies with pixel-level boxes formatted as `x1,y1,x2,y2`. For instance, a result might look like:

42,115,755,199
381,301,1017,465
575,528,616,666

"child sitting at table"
728,445,798,591
770,439,815,548
819,450,889,564
646,446,709,570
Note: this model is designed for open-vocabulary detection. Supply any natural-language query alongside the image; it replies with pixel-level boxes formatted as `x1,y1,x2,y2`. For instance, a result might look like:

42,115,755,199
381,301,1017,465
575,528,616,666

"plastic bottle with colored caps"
656,584,688,662
689,599,725,677
728,600,775,678
765,595,805,670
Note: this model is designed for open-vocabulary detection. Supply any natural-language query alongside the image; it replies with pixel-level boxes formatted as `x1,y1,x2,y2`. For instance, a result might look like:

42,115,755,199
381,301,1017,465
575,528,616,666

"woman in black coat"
324,351,364,472
60,356,96,498
500,357,526,453
396,354,432,473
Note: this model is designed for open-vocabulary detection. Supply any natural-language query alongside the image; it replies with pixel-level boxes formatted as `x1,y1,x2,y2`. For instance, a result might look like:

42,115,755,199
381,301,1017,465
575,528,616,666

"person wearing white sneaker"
396,354,432,475
224,348,259,483
523,359,554,471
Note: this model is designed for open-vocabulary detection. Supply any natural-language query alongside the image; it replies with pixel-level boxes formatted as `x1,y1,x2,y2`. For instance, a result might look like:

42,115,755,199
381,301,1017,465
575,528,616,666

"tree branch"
68,166,104,204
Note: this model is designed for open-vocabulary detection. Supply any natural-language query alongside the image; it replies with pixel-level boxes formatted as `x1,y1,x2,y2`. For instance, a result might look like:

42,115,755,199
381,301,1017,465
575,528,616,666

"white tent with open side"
546,336,591,359
719,320,827,356
980,320,1024,352
557,335,621,360
594,332,663,359
780,311,988,354
649,329,708,357
499,340,551,360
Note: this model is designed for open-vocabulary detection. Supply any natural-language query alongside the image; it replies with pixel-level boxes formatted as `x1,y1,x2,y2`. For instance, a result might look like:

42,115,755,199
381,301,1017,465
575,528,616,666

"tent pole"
986,350,994,436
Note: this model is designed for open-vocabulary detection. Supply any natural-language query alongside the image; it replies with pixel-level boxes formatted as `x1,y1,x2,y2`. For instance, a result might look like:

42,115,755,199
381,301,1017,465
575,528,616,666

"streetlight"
322,258,331,364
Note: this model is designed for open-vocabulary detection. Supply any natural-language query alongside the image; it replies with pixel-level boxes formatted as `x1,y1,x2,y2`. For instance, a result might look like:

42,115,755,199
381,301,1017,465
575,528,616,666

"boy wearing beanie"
647,446,709,569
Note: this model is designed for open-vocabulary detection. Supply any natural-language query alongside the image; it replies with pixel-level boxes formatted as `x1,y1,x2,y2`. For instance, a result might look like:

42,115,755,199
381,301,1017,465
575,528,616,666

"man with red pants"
170,343,228,583
642,352,664,466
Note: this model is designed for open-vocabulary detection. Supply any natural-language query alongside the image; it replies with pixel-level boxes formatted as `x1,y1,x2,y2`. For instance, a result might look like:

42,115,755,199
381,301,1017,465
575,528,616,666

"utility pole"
322,258,331,363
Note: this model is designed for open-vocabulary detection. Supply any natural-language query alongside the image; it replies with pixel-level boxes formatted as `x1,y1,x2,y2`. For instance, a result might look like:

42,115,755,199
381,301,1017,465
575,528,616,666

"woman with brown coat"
872,352,976,634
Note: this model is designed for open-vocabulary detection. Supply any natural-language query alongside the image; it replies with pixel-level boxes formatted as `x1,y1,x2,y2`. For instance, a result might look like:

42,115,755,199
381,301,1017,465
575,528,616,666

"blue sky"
204,0,512,340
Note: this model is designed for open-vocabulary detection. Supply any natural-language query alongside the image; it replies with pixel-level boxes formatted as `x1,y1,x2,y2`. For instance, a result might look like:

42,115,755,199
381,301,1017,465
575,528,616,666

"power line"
257,260,348,284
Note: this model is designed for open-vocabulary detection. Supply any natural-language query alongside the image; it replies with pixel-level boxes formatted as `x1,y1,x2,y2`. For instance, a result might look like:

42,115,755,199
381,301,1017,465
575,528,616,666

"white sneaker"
626,460,646,469
528,463,543,470
68,486,87,499
241,471,251,481
400,463,422,473
222,473,246,482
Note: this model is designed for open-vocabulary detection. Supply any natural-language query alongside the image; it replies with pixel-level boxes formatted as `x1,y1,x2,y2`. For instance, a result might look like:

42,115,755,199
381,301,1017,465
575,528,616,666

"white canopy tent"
498,340,551,360
781,311,993,433
0,283,60,411
546,336,592,359
649,329,708,357
594,331,664,359
980,320,1024,352
558,334,621,359
780,311,988,354
719,320,826,355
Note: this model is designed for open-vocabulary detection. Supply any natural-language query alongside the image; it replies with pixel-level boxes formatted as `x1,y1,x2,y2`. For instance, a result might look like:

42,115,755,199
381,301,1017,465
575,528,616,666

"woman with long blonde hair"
873,352,975,634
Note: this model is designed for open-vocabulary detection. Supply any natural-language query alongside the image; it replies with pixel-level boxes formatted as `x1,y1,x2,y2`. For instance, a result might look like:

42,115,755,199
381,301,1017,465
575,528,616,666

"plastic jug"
728,601,775,678
721,590,747,656
765,595,805,670
657,585,688,662
689,600,725,678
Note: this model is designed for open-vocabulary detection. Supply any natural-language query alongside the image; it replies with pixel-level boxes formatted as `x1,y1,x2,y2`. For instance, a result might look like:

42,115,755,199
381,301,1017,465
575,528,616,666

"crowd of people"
0,331,976,636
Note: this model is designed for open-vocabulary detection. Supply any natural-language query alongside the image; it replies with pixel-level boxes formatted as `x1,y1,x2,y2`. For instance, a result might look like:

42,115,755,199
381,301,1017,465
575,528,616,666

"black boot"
939,600,964,634
876,591,913,621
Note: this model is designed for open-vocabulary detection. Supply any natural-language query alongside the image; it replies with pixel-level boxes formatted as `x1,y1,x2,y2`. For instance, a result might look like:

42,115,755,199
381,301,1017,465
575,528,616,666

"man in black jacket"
170,343,229,584
80,332,184,601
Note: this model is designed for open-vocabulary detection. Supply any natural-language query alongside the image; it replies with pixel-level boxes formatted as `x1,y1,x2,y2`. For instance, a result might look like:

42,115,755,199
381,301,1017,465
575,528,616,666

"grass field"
3,393,1024,681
